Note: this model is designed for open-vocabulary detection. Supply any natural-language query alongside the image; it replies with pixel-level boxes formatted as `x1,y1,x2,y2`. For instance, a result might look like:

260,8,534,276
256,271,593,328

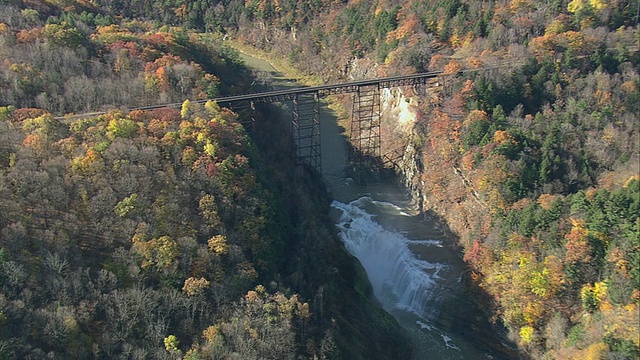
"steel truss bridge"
62,71,445,173
206,71,444,173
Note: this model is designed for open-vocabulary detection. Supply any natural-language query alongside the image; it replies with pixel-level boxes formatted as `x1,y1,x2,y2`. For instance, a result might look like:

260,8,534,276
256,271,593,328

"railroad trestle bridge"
208,71,444,174
62,71,446,173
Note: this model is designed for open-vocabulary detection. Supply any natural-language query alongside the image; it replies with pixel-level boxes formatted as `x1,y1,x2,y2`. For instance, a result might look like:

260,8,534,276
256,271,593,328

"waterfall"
332,197,447,320
236,50,505,360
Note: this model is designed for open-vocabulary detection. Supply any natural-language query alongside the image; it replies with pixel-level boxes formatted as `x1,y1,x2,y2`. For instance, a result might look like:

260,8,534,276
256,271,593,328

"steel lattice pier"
350,85,381,168
292,93,321,173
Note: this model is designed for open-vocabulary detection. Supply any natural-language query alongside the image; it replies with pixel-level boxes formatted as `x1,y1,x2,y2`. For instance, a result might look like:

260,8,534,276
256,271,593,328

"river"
237,51,509,360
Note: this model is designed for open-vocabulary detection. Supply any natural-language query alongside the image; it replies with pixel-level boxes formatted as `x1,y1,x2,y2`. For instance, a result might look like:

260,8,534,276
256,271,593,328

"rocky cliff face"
377,83,492,249
379,88,422,189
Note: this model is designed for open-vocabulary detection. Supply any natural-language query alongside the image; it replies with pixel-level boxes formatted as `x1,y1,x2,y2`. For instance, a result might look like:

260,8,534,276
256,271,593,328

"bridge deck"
56,71,444,120
53,70,448,174
210,70,443,104
126,71,444,112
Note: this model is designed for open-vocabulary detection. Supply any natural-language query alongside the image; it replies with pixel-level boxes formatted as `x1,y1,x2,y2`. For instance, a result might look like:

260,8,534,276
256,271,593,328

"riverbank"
226,39,322,86
227,39,354,124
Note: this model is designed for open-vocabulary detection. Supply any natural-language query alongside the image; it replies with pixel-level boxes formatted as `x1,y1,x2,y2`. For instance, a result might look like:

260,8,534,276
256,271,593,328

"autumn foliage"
0,0,638,358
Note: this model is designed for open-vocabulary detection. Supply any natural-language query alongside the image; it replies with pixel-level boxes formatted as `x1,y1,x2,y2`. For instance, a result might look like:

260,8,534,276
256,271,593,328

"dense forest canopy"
95,0,639,358
0,2,253,114
0,1,414,359
0,0,638,359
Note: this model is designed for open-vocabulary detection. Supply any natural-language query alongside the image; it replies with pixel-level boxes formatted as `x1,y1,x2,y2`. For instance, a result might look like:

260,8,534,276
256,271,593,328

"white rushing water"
330,194,501,359
332,197,446,320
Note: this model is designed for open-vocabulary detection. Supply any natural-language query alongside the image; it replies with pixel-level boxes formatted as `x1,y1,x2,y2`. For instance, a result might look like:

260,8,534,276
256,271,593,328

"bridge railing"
56,70,446,121
210,70,443,105
52,70,452,176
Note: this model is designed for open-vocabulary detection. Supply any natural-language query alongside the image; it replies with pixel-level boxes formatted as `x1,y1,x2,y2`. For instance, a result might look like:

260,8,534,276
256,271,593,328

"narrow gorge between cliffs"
238,51,508,360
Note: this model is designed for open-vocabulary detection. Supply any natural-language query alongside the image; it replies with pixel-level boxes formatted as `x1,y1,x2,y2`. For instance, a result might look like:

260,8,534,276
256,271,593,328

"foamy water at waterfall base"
331,196,498,359
332,197,446,319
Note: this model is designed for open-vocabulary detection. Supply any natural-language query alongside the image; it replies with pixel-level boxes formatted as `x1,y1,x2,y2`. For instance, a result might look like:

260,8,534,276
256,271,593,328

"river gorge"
238,50,510,360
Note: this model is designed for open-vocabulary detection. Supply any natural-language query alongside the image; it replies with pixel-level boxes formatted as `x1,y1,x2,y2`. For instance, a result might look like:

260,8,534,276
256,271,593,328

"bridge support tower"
292,93,321,173
350,84,381,170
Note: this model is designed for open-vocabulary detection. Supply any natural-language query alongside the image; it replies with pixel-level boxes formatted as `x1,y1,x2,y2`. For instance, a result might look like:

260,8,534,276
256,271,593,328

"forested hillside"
1,0,638,358
0,2,252,114
0,1,413,358
65,0,640,359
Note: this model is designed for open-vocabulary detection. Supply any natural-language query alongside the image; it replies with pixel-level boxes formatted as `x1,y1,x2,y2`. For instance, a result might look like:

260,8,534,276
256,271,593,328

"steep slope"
0,2,412,358
101,0,640,358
